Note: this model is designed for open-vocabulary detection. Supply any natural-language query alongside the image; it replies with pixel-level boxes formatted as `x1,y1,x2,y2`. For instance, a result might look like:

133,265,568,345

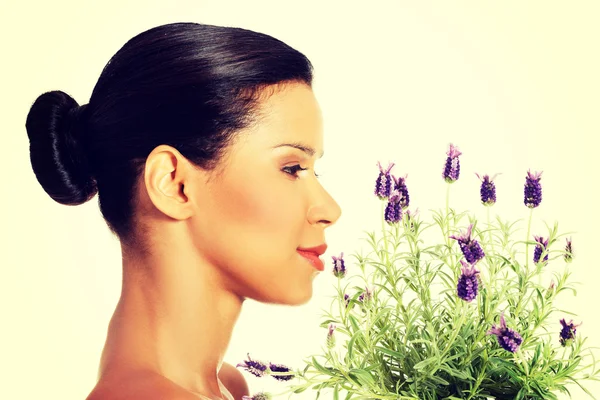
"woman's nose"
307,184,342,228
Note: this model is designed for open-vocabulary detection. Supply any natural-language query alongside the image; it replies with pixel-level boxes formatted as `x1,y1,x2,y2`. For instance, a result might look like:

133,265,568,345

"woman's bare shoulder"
86,370,201,400
85,365,249,400
218,362,249,400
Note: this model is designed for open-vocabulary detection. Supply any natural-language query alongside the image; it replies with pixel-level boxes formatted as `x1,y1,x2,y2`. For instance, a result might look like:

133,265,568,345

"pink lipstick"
297,243,327,271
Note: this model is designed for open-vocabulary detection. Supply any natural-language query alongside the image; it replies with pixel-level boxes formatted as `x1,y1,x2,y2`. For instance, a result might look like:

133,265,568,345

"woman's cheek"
228,176,303,231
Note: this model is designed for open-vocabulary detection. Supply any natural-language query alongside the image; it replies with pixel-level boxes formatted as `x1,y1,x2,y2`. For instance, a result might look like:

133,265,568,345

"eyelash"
282,165,320,178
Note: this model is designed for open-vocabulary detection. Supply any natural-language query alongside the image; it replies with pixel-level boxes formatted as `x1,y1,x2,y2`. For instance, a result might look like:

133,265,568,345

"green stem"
467,358,488,400
445,183,455,271
445,183,451,248
440,300,467,362
403,217,431,323
486,206,494,255
380,200,402,314
381,201,389,265
525,208,534,272
516,349,530,377
484,206,495,314
336,276,347,327
516,208,534,318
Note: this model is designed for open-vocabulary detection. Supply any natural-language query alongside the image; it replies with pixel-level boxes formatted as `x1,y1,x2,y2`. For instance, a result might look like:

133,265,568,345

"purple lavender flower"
243,393,272,400
476,173,498,206
442,143,462,183
344,293,351,308
564,237,574,263
375,161,395,199
358,286,373,303
524,170,543,208
392,175,410,209
332,252,346,278
450,224,485,264
237,353,268,377
559,318,581,346
457,260,480,302
327,323,336,348
487,313,523,353
533,235,549,264
269,362,294,381
384,190,403,224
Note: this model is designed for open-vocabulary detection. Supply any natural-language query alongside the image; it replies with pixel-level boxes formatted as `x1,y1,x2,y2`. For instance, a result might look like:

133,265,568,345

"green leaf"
349,368,376,386
439,364,471,380
347,330,362,360
427,374,450,385
413,356,439,371
375,346,404,359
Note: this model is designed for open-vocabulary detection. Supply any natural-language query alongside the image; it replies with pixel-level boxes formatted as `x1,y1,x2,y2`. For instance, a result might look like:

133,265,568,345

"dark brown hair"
26,22,313,239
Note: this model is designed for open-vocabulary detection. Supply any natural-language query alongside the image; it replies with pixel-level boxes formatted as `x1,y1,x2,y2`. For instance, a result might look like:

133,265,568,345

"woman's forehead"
229,83,323,155
253,84,323,143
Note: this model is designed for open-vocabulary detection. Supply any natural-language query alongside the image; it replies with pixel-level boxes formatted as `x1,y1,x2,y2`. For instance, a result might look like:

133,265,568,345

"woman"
25,22,341,400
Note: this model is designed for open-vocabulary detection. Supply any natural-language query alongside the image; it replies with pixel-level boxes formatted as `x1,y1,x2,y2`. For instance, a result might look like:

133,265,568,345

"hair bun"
26,90,97,205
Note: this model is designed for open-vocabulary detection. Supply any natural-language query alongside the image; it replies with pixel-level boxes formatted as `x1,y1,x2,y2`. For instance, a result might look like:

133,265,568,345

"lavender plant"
280,144,599,399
238,145,599,400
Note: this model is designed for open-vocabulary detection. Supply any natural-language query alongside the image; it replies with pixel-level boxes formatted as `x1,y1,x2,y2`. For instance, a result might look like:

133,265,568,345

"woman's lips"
297,250,325,271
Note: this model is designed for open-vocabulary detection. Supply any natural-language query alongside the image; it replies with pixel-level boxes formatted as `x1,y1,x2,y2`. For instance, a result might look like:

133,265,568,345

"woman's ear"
143,145,196,221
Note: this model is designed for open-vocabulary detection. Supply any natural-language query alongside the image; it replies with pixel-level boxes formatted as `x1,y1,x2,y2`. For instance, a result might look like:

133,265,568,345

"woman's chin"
286,275,317,305
288,290,313,306
256,284,314,306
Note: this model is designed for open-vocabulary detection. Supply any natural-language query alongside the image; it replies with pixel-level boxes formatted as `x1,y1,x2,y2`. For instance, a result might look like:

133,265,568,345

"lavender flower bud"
533,235,549,264
524,170,543,208
392,175,410,209
269,363,294,381
375,161,395,199
384,190,403,224
243,393,272,400
442,143,462,183
487,313,523,353
326,323,336,349
559,318,581,347
358,286,373,303
450,224,485,265
237,353,268,377
457,260,480,302
545,280,556,300
476,173,498,206
332,252,346,278
343,293,351,308
564,237,574,263
406,208,419,232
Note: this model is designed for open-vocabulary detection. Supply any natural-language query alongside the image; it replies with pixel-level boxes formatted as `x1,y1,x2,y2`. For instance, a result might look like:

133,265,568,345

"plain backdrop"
1,1,599,399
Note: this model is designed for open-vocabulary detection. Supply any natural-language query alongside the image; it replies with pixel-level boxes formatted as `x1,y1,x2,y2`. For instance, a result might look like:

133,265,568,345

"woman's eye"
282,164,307,177
282,165,321,179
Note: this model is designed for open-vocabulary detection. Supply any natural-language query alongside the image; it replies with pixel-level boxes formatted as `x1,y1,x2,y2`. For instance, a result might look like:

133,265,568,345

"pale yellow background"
1,1,599,399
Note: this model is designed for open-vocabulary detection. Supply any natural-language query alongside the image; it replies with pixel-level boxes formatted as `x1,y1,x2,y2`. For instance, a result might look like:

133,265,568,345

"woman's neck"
97,240,244,398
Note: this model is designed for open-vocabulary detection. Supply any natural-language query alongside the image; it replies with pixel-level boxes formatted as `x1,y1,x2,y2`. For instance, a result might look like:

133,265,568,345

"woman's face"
189,83,341,305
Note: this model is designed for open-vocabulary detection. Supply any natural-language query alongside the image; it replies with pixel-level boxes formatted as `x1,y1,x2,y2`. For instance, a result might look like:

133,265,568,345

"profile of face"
26,21,333,306
181,83,341,305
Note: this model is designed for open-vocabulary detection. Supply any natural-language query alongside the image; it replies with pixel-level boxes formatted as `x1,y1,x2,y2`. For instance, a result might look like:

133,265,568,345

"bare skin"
86,83,342,399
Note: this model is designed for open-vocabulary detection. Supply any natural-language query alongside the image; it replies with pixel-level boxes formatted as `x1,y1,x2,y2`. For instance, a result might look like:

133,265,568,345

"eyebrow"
273,142,324,159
